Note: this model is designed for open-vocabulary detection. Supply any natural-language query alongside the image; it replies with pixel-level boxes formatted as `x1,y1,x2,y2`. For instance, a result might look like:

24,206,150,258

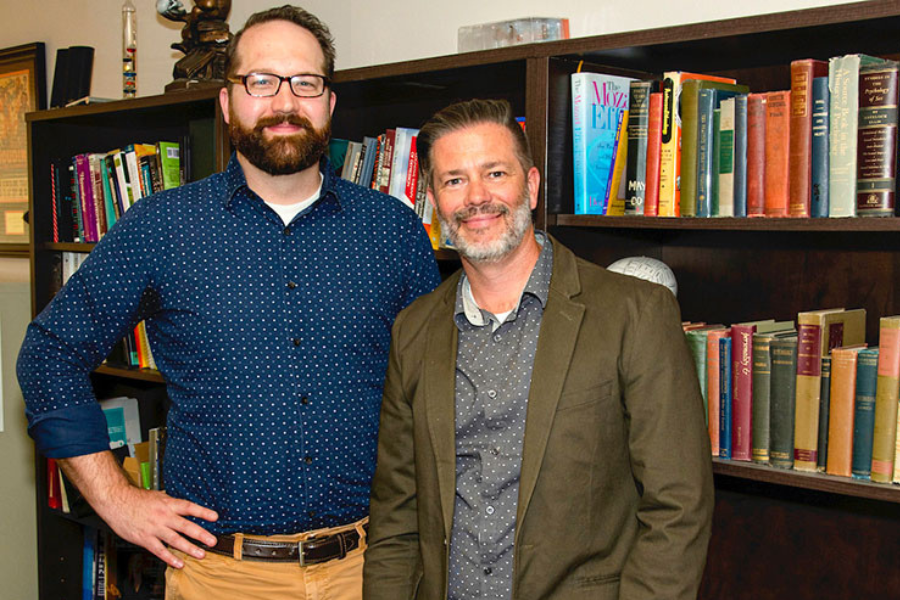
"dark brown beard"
228,113,331,176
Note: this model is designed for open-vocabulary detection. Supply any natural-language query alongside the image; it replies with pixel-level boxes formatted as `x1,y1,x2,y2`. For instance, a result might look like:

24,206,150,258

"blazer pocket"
556,380,612,412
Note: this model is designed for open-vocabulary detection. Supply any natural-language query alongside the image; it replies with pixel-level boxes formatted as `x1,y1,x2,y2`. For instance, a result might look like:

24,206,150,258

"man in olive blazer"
363,99,714,600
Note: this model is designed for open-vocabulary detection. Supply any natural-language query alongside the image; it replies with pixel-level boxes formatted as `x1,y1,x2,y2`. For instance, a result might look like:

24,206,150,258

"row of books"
688,309,900,483
328,126,460,251
50,141,182,243
82,526,165,600
59,252,157,371
573,53,900,218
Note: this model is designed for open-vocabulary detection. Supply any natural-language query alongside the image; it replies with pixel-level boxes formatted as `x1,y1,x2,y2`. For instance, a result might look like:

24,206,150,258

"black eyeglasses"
227,72,330,98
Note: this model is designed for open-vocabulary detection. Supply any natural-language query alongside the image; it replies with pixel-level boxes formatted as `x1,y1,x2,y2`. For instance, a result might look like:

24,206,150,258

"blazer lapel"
516,239,585,531
423,285,459,539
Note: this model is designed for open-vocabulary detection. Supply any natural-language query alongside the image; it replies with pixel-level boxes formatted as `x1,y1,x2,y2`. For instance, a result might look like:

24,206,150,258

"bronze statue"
157,0,232,90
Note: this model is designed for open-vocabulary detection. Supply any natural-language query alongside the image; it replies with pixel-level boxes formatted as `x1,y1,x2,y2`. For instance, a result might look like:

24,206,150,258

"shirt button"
484,567,493,576
308,510,316,518
305,456,313,465
284,227,292,236
288,281,297,289
485,505,495,515
293,338,301,346
487,389,497,399
301,396,309,405
491,447,500,456
493,334,502,343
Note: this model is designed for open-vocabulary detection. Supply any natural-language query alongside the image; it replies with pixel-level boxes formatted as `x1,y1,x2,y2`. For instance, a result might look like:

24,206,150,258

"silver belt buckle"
297,539,306,567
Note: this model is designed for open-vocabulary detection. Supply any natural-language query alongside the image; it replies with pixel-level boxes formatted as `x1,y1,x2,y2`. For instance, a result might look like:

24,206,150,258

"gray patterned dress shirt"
448,233,552,600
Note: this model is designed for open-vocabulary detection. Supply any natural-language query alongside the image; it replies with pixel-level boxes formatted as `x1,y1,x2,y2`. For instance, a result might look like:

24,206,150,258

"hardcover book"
769,333,799,469
746,93,767,217
625,80,652,215
764,90,791,217
851,347,879,480
827,345,868,476
856,60,899,217
829,53,887,217
572,71,634,214
718,97,737,217
810,76,831,218
789,59,828,217
707,328,731,456
870,315,900,482
719,336,733,459
733,95,749,217
816,355,832,471
643,92,664,217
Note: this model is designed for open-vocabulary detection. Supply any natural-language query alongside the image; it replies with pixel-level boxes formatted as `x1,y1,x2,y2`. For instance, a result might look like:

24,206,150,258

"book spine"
851,347,879,479
872,316,900,482
679,81,702,217
829,54,862,217
658,73,680,216
718,99,736,217
826,347,860,476
706,330,729,456
730,324,755,460
625,80,651,215
50,162,60,243
74,154,96,242
686,330,710,426
694,88,716,218
733,95,749,217
746,93,767,216
572,74,589,214
794,321,823,471
810,76,831,217
816,356,832,471
856,62,899,217
719,336,733,459
643,92,663,217
711,109,722,216
604,109,630,215
789,60,828,217
764,91,791,217
769,335,798,469
751,334,772,463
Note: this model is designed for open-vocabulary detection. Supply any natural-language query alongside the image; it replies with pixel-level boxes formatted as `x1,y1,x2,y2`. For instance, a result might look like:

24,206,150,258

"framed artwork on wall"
0,42,45,252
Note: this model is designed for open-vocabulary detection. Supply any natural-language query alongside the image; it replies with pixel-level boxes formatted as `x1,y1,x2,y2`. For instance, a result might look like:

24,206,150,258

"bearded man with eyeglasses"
18,6,440,599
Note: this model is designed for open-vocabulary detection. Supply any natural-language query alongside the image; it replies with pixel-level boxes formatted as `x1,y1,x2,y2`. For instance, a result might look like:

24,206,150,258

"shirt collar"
222,153,346,211
454,231,553,328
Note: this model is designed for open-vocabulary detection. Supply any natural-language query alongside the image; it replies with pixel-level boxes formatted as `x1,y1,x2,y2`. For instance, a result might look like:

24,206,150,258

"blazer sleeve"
363,317,423,600
618,285,714,600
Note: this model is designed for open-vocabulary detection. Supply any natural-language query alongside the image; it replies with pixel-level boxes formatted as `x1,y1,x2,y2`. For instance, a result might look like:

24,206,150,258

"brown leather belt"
206,524,367,565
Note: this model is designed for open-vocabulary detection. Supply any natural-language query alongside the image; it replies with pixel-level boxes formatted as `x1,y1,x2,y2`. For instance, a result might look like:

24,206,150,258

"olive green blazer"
364,236,713,600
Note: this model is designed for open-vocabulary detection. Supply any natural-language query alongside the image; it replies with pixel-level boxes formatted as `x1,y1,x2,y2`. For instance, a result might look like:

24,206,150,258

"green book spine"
816,356,832,471
851,347,879,480
686,330,709,425
711,108,721,215
769,334,798,469
751,333,772,463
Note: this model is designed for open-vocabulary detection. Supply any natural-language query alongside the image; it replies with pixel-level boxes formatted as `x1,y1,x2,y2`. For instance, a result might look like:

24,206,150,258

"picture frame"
0,42,45,252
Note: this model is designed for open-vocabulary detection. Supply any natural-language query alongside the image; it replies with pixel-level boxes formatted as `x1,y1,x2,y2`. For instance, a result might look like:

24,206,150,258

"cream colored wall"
1,0,850,100
0,260,36,600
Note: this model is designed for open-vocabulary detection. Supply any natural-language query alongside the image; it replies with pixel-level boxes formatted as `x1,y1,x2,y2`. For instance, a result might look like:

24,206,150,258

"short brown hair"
416,98,533,189
226,5,336,80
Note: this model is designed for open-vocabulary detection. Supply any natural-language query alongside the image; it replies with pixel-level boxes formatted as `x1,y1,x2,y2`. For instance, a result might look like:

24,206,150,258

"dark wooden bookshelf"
25,2,900,598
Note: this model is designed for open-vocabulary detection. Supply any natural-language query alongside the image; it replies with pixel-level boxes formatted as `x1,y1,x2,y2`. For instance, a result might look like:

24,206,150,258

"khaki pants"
165,518,367,600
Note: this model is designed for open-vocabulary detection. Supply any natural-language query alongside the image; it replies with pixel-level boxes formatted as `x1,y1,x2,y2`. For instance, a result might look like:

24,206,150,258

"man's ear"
219,86,231,125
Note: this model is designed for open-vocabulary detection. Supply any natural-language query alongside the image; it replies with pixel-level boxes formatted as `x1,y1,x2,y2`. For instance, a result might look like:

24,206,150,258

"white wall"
1,0,851,100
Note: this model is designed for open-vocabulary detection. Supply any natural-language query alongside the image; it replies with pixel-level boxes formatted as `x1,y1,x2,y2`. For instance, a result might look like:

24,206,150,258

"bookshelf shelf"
712,459,900,504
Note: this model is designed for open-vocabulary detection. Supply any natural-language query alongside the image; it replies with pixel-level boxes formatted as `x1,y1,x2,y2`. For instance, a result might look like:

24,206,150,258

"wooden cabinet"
27,2,900,597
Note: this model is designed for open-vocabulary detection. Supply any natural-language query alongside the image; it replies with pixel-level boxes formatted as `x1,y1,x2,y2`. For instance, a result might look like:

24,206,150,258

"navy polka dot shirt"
18,154,441,535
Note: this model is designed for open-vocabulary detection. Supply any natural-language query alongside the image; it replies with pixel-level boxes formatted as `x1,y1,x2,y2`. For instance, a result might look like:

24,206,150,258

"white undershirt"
264,175,324,225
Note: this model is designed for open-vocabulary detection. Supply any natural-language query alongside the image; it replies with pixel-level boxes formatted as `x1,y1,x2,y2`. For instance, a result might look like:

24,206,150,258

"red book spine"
789,60,829,217
746,93,767,216
731,324,757,461
764,91,791,217
643,92,663,217
47,458,61,509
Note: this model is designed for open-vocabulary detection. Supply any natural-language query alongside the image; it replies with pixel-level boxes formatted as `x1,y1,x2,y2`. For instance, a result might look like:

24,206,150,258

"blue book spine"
810,76,830,218
696,89,716,218
82,526,96,600
719,336,733,459
851,347,879,480
733,95,749,217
